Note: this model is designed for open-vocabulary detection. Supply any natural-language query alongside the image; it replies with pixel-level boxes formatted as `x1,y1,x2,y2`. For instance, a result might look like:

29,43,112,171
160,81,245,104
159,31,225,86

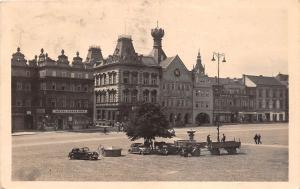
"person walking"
257,134,262,144
206,134,212,145
254,134,258,144
221,133,226,142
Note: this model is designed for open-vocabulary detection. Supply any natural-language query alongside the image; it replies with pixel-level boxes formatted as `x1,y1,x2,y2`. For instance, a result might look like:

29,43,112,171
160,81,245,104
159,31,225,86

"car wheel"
69,154,74,160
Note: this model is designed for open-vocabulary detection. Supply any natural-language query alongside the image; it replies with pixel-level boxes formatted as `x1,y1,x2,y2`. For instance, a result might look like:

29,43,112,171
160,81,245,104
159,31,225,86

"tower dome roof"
151,27,164,39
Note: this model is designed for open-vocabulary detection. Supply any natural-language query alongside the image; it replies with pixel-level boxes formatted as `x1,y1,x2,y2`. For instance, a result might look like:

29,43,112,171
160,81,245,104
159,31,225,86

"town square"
12,123,288,181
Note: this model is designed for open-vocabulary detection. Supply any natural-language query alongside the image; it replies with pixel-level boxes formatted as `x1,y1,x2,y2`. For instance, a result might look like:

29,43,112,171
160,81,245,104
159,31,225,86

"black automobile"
68,147,99,160
128,143,152,155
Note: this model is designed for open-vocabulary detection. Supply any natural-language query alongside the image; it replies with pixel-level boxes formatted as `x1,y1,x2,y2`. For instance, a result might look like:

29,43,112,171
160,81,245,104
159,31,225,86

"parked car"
156,143,179,155
128,143,151,155
68,147,99,160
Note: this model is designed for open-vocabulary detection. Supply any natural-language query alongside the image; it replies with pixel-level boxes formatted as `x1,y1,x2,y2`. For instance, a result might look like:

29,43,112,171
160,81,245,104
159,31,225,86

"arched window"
151,73,157,85
96,92,101,104
102,74,106,85
123,71,129,84
132,72,138,84
131,90,138,103
123,89,129,102
151,90,157,103
143,90,149,102
143,72,149,85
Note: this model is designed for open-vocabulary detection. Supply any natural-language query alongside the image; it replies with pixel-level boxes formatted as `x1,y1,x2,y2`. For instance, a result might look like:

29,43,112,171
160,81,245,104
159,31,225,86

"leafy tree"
125,103,175,142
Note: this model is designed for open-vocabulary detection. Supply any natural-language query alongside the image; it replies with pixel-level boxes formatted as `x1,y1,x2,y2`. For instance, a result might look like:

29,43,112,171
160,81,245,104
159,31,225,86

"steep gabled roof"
160,56,176,68
141,56,158,66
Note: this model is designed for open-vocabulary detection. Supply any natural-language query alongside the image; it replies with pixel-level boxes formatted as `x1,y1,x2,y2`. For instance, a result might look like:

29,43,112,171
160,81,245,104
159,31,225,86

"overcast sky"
1,0,289,78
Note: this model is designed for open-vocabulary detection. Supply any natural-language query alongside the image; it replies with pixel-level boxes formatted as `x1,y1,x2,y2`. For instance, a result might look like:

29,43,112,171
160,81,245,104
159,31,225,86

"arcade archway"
195,113,210,125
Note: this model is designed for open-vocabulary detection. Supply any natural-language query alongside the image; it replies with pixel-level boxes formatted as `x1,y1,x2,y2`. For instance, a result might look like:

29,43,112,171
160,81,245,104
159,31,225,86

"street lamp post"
211,52,226,142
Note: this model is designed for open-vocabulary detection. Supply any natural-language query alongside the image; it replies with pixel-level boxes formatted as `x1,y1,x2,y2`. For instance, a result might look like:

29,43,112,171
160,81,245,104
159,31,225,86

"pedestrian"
206,134,211,145
257,134,262,144
254,134,258,144
221,133,226,142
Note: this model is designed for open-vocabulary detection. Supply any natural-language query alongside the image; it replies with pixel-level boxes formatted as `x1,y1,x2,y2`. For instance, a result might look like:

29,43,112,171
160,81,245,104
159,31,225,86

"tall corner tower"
149,25,167,64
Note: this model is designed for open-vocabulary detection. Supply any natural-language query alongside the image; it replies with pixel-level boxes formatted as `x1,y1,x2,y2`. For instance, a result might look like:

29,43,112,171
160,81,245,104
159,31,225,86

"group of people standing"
206,133,226,144
254,133,262,144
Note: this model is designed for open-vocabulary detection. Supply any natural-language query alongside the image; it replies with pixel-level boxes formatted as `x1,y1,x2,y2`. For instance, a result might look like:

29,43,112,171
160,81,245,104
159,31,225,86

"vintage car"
68,147,99,160
128,143,151,155
156,143,179,155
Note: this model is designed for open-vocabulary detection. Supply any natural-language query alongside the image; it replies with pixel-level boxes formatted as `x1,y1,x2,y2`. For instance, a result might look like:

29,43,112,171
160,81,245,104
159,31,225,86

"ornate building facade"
93,34,161,125
11,48,94,131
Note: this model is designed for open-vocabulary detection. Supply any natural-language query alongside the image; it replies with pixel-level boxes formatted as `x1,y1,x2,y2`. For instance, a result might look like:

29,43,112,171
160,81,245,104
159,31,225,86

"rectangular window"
77,85,81,91
258,89,262,97
109,74,112,84
39,70,46,77
151,77,156,85
97,110,101,120
76,100,82,108
52,71,56,77
112,74,116,84
25,83,31,91
62,98,66,108
84,85,88,92
83,100,88,108
186,84,190,91
71,73,75,78
26,71,30,77
40,83,46,90
143,75,149,85
62,72,67,77
61,83,66,91
123,72,129,84
51,82,56,90
51,99,56,107
16,100,22,106
17,82,22,90
85,73,89,79
266,89,269,98
70,84,75,92
70,100,75,108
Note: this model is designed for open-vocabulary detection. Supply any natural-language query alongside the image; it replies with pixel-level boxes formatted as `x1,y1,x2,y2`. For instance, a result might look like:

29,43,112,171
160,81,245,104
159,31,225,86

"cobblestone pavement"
12,123,288,181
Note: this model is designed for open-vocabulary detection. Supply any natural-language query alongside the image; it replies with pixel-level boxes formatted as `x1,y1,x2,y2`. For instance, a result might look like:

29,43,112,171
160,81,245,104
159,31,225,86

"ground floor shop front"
12,108,93,132
212,111,287,124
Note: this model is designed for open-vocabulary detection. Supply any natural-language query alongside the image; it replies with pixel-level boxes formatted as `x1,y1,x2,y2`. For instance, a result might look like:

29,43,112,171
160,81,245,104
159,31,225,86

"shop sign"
52,109,88,114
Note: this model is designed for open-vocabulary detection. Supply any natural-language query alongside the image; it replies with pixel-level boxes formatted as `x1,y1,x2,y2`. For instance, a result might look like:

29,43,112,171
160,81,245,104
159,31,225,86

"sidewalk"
12,132,38,136
12,126,121,136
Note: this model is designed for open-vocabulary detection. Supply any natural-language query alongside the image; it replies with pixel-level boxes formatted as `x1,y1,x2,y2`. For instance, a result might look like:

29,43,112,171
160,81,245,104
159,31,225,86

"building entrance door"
58,119,63,130
25,115,33,129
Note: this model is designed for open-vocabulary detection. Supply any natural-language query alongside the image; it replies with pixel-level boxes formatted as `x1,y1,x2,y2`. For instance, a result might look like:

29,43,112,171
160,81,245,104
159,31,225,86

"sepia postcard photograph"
0,0,300,189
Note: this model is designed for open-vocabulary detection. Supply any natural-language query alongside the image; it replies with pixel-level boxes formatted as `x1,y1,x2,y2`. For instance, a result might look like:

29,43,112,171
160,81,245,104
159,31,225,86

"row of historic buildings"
11,26,288,131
